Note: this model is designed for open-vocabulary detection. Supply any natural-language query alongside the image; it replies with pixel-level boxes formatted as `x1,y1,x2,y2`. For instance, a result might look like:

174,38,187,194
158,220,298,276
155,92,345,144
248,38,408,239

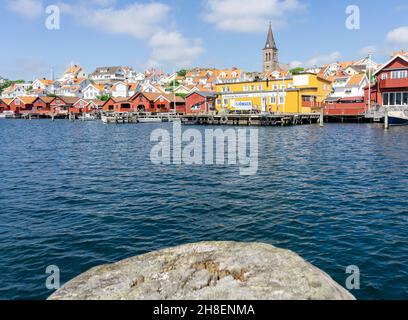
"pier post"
384,107,389,130
319,109,324,127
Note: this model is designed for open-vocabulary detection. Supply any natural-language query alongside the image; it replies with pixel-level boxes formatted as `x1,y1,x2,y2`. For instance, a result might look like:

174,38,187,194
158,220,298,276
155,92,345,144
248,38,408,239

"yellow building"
215,73,332,114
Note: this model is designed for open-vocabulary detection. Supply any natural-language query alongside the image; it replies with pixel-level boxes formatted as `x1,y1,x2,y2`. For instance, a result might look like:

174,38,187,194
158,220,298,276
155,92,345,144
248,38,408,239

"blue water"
0,120,407,300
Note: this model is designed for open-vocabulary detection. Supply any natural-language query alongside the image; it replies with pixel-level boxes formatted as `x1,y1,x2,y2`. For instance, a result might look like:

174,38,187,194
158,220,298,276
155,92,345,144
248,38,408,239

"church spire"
264,21,277,50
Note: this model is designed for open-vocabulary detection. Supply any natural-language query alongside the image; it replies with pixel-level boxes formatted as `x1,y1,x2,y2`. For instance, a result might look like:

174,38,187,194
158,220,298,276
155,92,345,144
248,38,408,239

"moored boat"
138,118,162,123
0,111,15,119
81,114,97,121
388,109,408,126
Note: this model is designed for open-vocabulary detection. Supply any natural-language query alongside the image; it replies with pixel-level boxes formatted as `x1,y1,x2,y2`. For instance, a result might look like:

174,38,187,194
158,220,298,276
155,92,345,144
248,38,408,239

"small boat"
388,110,408,126
81,114,97,121
0,111,15,119
101,115,110,124
138,118,162,123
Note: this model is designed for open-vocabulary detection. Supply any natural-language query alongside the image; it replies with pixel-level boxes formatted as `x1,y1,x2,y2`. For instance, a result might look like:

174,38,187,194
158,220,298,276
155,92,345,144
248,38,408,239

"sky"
1,0,408,80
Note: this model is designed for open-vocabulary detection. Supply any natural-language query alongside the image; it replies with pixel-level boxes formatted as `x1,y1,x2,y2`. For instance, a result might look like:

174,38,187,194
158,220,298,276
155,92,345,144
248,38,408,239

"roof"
54,96,81,105
90,66,125,76
37,79,54,86
186,91,217,98
65,65,82,75
16,96,37,104
347,74,366,86
39,96,56,103
139,92,185,103
1,98,13,105
374,54,408,75
264,22,277,50
89,99,105,106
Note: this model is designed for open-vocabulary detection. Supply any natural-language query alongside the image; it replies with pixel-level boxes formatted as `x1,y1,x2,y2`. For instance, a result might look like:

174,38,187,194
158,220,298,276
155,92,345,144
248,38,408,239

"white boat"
138,118,162,123
0,111,15,119
388,109,408,126
81,114,97,121
101,115,110,124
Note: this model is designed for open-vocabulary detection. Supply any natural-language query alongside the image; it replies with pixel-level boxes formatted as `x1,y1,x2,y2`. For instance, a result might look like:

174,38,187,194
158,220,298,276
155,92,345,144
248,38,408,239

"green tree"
0,80,25,95
166,80,181,92
289,67,305,75
175,93,188,99
98,94,111,101
177,69,187,77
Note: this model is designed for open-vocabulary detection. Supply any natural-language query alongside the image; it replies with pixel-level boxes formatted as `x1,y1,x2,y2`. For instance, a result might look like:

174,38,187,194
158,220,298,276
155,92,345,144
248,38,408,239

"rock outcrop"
49,241,355,300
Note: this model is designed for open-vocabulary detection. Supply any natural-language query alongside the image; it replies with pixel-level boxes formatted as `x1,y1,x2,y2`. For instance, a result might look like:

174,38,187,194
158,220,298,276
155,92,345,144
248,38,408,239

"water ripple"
0,120,407,299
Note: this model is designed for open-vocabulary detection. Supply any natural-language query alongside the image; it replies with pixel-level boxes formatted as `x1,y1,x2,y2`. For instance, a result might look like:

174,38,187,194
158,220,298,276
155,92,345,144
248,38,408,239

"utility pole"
368,53,373,111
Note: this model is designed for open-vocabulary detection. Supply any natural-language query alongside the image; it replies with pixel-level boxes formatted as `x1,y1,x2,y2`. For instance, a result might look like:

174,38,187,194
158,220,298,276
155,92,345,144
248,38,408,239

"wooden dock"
181,113,322,126
13,111,323,127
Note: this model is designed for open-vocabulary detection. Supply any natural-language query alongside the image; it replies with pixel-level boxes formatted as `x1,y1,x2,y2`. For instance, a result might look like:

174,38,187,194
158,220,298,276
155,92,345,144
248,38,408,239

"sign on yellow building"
215,73,332,114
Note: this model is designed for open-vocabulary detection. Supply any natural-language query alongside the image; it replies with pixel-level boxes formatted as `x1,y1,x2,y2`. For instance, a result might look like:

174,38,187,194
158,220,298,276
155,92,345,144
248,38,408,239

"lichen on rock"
49,241,355,300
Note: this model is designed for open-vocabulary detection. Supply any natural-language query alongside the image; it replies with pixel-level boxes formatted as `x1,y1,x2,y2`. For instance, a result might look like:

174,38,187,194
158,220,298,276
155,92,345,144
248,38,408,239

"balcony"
379,78,408,89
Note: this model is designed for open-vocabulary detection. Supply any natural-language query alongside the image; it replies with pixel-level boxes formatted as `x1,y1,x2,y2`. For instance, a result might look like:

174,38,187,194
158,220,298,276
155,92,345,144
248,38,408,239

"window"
223,99,228,105
273,84,278,90
404,93,408,105
281,85,286,90
391,70,408,79
381,73,388,80
216,99,221,105
396,92,402,105
279,95,285,104
243,86,248,91
270,96,276,104
390,92,395,105
250,85,255,91
257,85,262,91
383,93,390,106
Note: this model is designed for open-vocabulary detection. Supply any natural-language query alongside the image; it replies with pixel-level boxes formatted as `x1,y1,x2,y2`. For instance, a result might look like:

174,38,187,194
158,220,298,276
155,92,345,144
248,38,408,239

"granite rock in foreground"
49,241,355,300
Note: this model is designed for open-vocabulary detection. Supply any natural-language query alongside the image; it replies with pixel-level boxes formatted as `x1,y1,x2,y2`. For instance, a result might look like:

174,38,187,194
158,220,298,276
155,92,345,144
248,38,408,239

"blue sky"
1,0,408,80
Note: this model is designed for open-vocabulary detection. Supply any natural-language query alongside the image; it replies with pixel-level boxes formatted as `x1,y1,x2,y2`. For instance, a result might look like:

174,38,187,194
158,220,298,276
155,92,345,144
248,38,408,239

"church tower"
263,22,279,72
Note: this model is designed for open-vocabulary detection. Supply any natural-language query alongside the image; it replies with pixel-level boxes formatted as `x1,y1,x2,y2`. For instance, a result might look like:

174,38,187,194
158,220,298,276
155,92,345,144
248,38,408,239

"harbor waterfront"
0,120,407,300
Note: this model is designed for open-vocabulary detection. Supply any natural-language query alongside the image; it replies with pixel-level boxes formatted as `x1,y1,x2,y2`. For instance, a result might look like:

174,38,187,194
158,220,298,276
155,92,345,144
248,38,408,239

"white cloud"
305,51,341,67
386,26,408,46
61,2,170,39
7,0,43,18
203,0,306,32
148,31,204,69
289,60,303,68
289,52,342,69
59,1,204,69
359,45,378,56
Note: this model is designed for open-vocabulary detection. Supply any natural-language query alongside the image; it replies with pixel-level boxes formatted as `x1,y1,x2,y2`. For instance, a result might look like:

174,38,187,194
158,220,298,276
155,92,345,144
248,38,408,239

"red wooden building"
102,97,132,113
8,96,37,114
32,96,55,114
50,96,80,114
130,92,185,113
185,92,216,114
367,53,408,107
0,98,12,113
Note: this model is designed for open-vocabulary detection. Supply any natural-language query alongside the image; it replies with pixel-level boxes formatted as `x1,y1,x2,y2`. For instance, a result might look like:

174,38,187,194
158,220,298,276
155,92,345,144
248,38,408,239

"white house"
58,65,87,82
83,83,106,100
328,74,369,100
32,79,55,95
1,83,32,98
90,66,132,84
